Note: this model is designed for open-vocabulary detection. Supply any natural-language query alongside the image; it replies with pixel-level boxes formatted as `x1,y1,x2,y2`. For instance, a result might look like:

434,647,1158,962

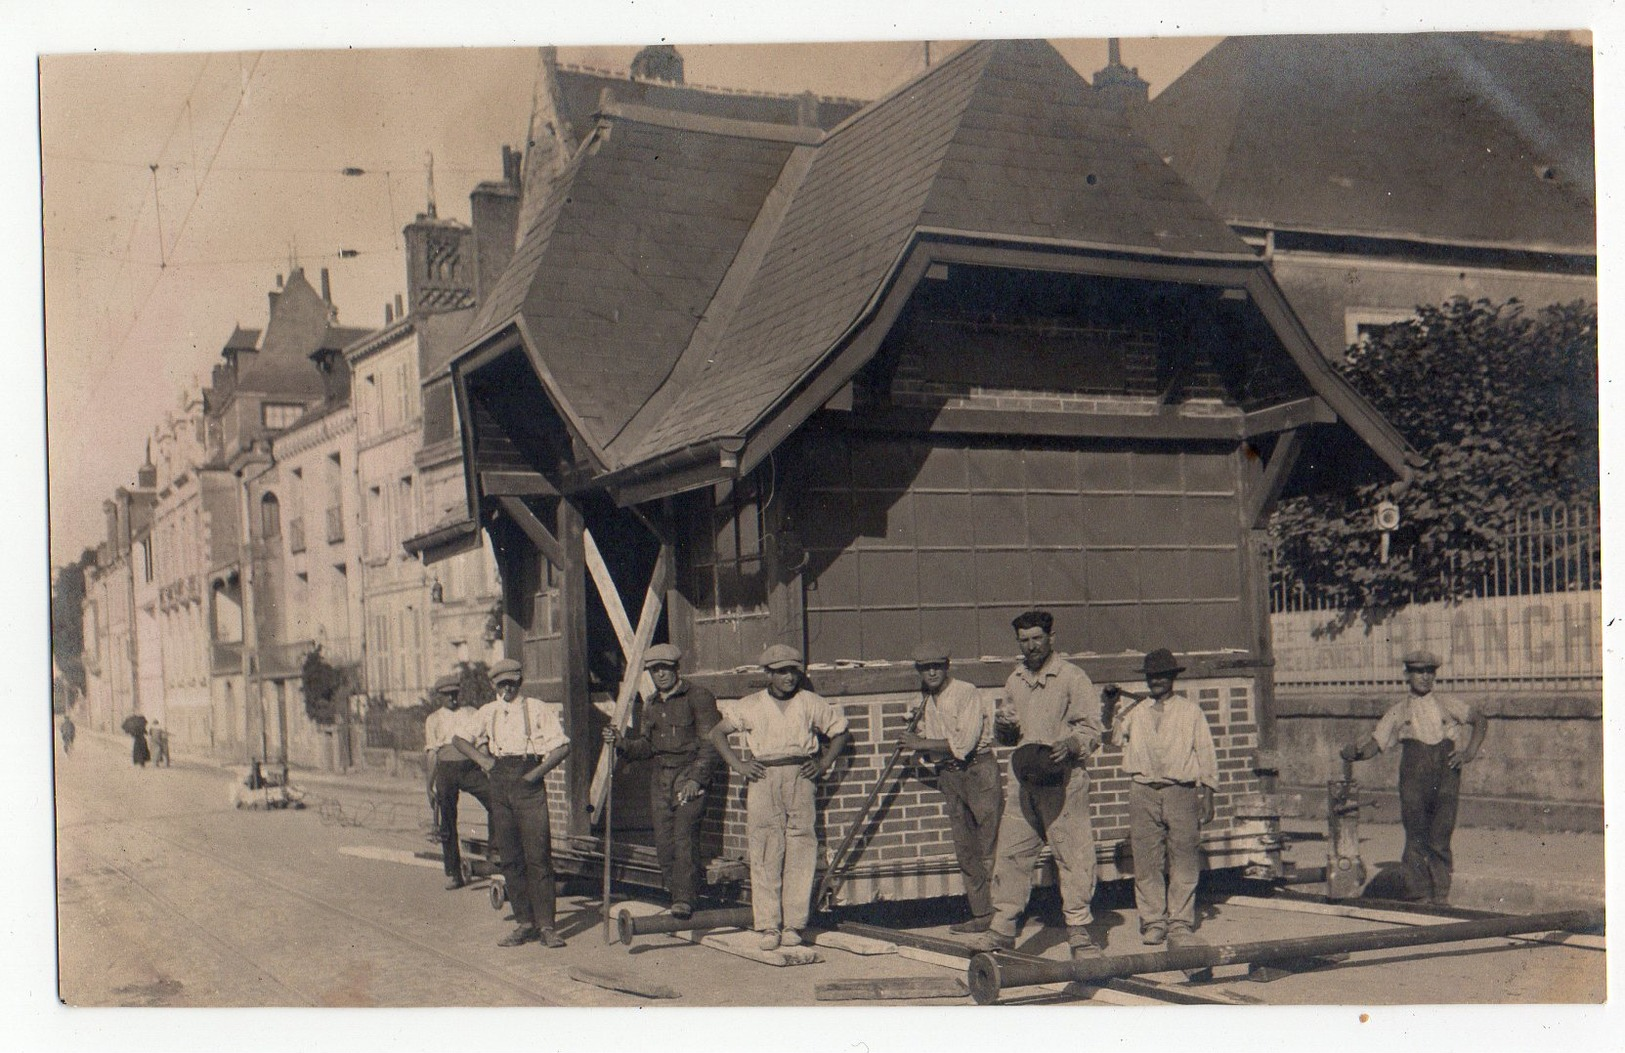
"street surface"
54,732,1604,1008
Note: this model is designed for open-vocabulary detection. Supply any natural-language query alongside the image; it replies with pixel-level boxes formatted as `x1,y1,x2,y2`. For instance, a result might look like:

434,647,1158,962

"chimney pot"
395,293,405,318
385,303,394,324
276,273,284,288
320,267,332,302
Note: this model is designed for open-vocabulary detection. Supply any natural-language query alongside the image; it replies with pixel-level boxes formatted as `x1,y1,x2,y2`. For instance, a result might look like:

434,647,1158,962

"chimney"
276,273,284,288
471,145,523,304
503,144,522,188
630,44,684,83
137,440,157,489
385,302,394,325
395,293,405,318
1092,38,1150,118
104,499,120,547
320,267,332,303
796,91,819,128
403,209,473,315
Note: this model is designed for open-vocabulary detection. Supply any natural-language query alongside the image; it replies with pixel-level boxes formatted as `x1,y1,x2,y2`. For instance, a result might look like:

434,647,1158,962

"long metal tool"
815,705,924,911
617,905,757,945
966,907,1605,1004
602,754,615,943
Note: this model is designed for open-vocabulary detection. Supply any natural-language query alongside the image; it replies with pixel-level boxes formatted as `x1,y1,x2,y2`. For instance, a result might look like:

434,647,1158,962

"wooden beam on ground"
815,976,967,1001
586,542,671,820
496,496,566,567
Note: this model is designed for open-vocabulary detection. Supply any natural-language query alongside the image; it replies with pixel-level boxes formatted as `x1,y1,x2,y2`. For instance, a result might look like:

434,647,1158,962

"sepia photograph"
24,0,1616,1048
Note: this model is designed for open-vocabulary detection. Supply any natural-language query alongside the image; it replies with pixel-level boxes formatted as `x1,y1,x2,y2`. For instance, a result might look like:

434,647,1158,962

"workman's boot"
670,901,694,920
965,930,1016,952
780,929,803,947
498,926,540,947
758,929,781,951
444,876,467,891
537,928,567,949
1067,925,1103,961
949,915,993,934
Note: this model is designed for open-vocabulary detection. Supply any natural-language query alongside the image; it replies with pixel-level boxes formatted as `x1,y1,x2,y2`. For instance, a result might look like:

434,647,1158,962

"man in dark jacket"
603,643,722,918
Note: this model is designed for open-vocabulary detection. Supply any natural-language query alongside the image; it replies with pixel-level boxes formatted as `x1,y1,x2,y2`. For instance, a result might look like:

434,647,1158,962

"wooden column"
558,498,592,835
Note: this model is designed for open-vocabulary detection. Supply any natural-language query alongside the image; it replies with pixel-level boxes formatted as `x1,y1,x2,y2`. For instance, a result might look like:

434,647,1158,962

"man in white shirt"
896,641,1002,934
423,673,490,890
1341,650,1488,904
455,658,571,948
709,644,850,951
1109,648,1219,946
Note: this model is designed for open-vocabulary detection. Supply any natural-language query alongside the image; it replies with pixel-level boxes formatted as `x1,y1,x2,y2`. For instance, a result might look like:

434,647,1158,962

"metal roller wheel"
489,877,506,910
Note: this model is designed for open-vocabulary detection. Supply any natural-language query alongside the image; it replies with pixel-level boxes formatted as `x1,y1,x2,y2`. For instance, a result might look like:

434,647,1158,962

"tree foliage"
454,660,497,708
50,548,97,694
1270,297,1597,629
300,646,356,726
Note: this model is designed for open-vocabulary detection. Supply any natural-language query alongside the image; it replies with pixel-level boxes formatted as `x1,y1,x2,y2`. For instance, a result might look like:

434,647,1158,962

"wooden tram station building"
427,41,1420,902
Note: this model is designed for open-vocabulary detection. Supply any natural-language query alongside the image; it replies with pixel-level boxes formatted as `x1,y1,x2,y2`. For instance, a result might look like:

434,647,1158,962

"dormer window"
263,402,303,429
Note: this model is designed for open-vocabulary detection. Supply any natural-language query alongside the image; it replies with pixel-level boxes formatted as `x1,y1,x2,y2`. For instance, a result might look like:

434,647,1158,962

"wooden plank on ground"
807,930,896,955
698,929,823,967
568,966,679,999
815,976,967,1001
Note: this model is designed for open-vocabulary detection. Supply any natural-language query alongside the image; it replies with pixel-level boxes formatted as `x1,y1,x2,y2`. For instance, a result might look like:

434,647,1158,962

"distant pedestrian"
149,721,171,767
456,658,571,949
424,673,491,890
59,713,76,756
1341,650,1488,904
895,641,1002,934
709,644,850,951
123,713,151,767
1108,648,1218,947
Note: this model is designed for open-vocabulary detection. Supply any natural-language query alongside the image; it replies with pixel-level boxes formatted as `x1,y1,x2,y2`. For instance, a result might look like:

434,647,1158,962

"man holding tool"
455,658,571,948
424,672,491,890
968,610,1105,961
710,645,850,951
602,643,722,919
1107,648,1219,946
896,641,1003,934
1340,650,1487,904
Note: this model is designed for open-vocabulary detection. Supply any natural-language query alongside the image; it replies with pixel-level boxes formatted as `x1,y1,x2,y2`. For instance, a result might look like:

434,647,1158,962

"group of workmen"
420,611,1487,955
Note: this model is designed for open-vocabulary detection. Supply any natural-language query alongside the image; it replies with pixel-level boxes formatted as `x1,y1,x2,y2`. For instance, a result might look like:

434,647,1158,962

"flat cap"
643,643,683,666
1139,648,1185,678
489,658,524,684
1401,650,1442,670
432,674,461,695
759,644,805,670
910,640,951,664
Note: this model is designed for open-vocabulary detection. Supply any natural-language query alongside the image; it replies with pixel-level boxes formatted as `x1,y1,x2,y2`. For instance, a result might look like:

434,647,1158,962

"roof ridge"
817,41,990,140
597,100,824,144
555,59,868,106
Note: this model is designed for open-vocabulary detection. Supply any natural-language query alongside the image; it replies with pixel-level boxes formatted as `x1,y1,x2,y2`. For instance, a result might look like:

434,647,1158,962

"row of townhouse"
77,35,1594,770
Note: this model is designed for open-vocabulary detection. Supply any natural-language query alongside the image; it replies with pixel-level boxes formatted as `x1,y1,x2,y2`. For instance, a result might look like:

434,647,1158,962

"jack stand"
1247,953,1351,983
1326,759,1366,900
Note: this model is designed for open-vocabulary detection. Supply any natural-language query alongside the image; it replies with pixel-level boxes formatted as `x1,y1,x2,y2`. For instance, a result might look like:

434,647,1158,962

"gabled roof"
225,326,260,352
553,67,863,142
1134,33,1596,252
234,269,334,397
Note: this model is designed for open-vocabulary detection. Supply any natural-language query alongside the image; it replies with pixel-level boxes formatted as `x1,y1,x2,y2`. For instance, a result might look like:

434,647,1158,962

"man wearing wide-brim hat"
424,672,491,890
454,658,571,948
602,643,722,919
1341,650,1488,904
709,644,851,951
1108,648,1219,946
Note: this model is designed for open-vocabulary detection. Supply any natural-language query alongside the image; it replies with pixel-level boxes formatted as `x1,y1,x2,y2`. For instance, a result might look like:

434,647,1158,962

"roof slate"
234,270,331,397
1134,33,1596,250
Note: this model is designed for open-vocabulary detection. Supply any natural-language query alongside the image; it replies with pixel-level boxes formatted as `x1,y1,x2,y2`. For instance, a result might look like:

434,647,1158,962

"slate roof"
233,270,332,397
1134,33,1596,252
416,307,479,383
553,67,863,143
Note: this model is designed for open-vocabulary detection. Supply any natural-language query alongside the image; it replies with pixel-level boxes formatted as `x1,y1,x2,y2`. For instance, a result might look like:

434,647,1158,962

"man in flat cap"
424,673,491,890
896,640,1003,934
602,643,721,919
969,610,1105,960
455,658,571,948
1341,651,1487,904
709,644,850,950
1109,648,1218,946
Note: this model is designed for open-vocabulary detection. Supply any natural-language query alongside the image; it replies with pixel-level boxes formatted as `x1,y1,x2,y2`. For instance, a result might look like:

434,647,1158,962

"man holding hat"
424,672,491,890
1109,648,1219,945
1341,650,1487,904
969,610,1105,960
709,644,850,950
602,643,722,919
455,658,571,948
896,640,1002,933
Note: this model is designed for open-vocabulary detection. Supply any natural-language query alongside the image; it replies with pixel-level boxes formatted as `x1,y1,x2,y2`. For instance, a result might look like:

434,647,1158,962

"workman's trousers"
937,754,1003,919
1398,739,1461,903
988,765,1097,936
744,765,817,933
649,763,708,906
432,759,491,878
1128,780,1202,933
489,759,557,930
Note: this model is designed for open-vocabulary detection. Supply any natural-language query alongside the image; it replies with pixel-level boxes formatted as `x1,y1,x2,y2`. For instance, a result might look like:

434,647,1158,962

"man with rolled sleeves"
602,643,722,919
424,673,491,890
967,610,1105,960
896,641,1002,934
1109,648,1219,946
1341,650,1487,904
709,645,851,951
455,658,571,948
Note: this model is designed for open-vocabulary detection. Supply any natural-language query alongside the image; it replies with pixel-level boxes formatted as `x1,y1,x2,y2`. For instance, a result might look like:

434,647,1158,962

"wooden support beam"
586,543,671,821
1242,396,1336,438
1246,428,1305,529
480,470,559,497
558,500,592,836
495,496,566,568
831,404,1241,443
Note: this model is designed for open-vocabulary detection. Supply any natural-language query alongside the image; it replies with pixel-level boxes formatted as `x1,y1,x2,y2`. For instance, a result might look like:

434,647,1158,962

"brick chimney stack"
470,144,523,305
1092,38,1150,118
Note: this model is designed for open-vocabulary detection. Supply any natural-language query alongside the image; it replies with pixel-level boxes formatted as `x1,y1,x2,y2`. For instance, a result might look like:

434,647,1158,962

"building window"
685,474,769,622
262,402,304,430
260,493,281,537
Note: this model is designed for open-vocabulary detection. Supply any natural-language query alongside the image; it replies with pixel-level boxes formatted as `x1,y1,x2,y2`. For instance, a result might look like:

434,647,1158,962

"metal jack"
1326,758,1366,899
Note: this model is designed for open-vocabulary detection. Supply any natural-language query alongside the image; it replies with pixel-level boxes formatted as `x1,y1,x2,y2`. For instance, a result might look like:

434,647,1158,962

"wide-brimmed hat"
643,643,683,667
759,644,805,671
1139,648,1185,678
910,641,950,665
1402,650,1442,670
1011,742,1070,787
490,658,524,684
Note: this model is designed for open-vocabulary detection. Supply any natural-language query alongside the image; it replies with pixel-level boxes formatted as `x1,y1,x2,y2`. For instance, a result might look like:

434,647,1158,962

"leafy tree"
300,646,356,725
1270,297,1597,630
454,660,497,708
50,548,97,694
